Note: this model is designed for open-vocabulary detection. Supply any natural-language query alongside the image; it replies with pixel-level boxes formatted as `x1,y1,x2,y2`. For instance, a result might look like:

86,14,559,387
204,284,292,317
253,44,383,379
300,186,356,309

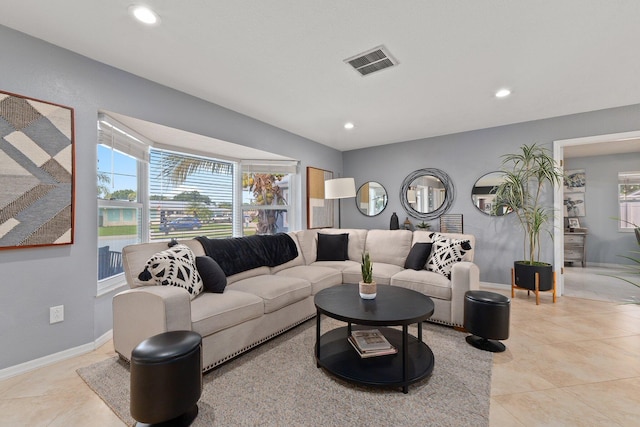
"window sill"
97,274,127,297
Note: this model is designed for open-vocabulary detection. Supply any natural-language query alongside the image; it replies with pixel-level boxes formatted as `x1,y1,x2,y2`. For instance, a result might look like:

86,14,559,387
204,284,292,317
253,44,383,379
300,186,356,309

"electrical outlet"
50,305,64,324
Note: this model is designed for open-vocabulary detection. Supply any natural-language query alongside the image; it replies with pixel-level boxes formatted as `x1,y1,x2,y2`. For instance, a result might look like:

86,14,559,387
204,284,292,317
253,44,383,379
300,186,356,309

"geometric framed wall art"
306,166,334,229
0,90,75,249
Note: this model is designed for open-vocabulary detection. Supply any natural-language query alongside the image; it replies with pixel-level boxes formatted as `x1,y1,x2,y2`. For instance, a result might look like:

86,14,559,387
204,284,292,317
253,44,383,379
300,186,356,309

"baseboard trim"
0,329,113,381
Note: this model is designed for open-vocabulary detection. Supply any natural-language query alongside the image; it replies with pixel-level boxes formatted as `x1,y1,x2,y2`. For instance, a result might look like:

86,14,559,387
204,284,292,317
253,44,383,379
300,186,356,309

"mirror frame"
355,181,388,217
471,171,512,216
400,168,454,220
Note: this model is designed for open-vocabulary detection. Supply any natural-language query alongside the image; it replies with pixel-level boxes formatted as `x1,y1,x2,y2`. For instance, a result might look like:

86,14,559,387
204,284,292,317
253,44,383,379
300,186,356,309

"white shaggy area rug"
78,318,492,426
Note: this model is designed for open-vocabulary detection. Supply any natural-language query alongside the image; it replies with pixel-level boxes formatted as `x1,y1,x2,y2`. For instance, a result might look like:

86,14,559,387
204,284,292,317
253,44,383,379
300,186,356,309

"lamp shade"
324,177,356,199
407,189,417,204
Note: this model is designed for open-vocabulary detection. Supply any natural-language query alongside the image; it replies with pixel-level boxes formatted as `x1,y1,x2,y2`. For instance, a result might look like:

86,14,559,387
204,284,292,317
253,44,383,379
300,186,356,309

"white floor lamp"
324,177,356,229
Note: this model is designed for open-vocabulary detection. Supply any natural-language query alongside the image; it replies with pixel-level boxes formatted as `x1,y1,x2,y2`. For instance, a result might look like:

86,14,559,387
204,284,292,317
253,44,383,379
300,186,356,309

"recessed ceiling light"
495,88,511,98
344,122,355,130
129,5,160,25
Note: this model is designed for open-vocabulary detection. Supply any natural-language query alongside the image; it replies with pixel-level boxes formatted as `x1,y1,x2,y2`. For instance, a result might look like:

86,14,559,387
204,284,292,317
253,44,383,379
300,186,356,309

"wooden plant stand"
511,268,556,305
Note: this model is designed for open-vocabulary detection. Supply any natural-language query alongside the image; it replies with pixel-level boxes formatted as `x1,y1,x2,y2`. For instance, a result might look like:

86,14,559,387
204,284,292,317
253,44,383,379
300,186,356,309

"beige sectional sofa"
113,228,479,372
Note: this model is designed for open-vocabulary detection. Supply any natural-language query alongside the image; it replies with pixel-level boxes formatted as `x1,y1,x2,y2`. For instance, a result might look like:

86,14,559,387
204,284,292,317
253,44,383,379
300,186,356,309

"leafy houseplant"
493,143,564,298
416,221,431,230
359,252,376,299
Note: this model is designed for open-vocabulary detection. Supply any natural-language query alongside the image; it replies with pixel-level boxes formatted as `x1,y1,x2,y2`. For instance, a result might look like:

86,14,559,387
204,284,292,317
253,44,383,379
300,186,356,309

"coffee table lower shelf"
316,326,434,393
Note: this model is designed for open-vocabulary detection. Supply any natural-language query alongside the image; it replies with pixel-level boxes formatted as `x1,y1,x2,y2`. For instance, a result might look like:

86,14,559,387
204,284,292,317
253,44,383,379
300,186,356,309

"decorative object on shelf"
324,177,356,229
359,251,376,299
390,212,399,230
0,90,75,249
493,143,564,304
403,217,412,230
400,168,454,221
416,221,430,230
307,167,333,229
348,329,397,358
355,181,388,217
567,217,580,230
440,214,463,233
471,171,513,216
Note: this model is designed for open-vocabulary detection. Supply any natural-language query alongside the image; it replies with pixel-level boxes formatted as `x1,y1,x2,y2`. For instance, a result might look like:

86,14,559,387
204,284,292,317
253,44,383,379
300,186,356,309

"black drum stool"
130,331,202,426
464,290,510,352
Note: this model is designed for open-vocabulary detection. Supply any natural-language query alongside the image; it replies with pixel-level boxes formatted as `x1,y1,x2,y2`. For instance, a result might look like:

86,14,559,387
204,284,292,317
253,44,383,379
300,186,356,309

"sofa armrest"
113,286,192,361
450,261,480,327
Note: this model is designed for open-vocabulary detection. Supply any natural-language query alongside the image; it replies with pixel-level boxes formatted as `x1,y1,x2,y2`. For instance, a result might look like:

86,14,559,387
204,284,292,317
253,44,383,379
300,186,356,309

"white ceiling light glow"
130,5,160,25
495,88,511,98
344,122,355,130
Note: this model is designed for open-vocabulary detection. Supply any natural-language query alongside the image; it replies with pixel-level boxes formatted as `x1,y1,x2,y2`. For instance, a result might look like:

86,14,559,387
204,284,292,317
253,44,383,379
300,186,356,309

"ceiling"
2,1,640,152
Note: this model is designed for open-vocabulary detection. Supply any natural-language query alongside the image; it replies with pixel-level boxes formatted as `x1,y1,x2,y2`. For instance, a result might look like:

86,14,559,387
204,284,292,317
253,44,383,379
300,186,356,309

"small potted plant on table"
359,252,376,299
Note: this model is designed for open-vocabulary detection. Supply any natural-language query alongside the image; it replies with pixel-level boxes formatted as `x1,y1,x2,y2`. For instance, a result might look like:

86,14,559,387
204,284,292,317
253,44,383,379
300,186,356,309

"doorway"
553,130,640,298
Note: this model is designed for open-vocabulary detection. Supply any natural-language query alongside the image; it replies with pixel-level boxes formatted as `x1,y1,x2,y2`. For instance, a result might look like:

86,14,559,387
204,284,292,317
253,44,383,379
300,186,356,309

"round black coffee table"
314,284,435,393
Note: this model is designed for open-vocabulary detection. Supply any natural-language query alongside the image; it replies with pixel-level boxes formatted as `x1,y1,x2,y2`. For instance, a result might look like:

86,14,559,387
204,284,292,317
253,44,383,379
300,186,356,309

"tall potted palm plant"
493,143,564,298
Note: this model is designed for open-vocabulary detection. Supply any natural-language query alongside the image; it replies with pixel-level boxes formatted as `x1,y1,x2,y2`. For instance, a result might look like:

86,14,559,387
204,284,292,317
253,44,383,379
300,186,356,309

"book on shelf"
348,336,397,358
350,329,393,352
348,329,397,358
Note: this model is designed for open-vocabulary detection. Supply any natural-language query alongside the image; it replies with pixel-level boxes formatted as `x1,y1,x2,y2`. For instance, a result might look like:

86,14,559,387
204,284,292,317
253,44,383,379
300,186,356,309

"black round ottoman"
464,290,510,352
130,331,202,426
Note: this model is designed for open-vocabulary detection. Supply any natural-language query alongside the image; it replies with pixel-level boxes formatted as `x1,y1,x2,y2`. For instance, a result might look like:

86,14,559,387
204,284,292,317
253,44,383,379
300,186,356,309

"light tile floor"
1,274,639,426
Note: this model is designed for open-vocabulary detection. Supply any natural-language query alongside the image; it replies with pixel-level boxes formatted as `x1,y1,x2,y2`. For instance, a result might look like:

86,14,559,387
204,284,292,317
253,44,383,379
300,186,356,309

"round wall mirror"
471,171,512,216
355,181,388,217
400,168,454,220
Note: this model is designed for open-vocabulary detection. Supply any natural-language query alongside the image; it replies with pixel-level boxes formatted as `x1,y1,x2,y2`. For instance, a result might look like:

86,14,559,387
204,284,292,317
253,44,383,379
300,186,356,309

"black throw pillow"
404,242,433,270
316,233,349,261
196,256,227,293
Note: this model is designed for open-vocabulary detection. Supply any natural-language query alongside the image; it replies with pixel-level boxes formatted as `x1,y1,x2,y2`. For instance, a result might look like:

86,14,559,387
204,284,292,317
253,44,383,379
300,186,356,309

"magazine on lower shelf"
348,336,397,358
349,329,397,358
350,329,393,352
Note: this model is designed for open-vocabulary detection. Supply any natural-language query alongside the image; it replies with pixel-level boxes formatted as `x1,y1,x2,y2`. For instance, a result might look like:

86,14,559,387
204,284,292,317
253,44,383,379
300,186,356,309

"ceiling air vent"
344,45,398,76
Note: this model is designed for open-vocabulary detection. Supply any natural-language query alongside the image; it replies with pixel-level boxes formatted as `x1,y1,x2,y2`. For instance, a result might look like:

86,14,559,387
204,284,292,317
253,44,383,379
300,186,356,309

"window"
96,115,301,291
241,161,299,235
619,171,640,230
97,117,149,291
149,148,234,240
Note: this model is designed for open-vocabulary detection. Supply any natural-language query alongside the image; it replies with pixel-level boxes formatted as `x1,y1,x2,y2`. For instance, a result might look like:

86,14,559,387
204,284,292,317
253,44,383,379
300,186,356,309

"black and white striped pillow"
138,244,203,299
426,233,472,279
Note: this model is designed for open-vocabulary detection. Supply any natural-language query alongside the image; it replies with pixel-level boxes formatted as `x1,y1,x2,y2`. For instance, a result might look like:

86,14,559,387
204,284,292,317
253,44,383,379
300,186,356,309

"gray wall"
342,106,640,285
564,153,640,265
0,25,342,370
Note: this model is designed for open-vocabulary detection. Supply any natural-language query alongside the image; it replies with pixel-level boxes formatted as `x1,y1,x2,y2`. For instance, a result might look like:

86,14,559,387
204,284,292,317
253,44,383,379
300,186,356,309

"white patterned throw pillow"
426,233,472,279
138,244,203,299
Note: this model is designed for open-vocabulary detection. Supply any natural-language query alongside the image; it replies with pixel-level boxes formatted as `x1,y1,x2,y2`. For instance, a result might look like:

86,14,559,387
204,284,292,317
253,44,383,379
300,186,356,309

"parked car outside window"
159,217,202,233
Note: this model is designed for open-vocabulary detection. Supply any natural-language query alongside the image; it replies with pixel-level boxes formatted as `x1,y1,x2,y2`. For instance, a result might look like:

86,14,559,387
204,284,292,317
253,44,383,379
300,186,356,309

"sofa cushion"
404,242,433,270
426,233,472,279
228,275,311,313
270,232,305,274
310,260,360,272
190,290,264,336
342,262,404,286
391,269,452,300
275,265,343,294
365,229,413,267
316,233,349,261
137,244,203,300
196,256,227,293
313,229,368,262
227,266,271,285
